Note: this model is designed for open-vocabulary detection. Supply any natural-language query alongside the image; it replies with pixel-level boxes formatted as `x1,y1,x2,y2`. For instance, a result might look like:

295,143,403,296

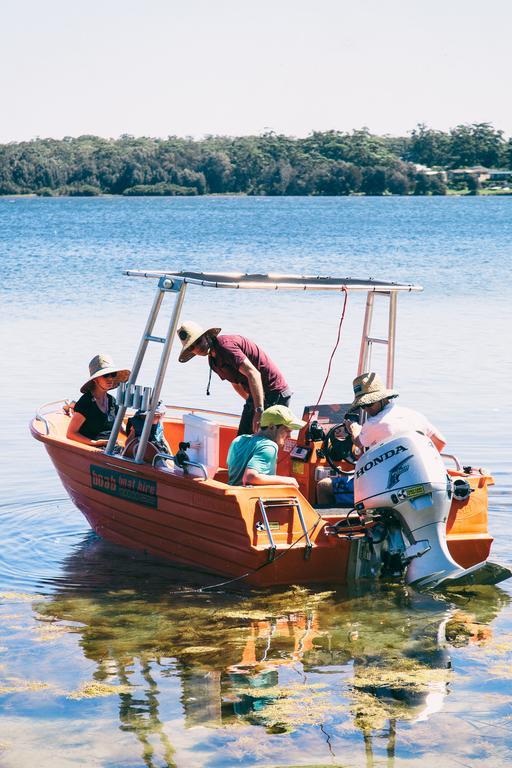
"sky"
1,0,510,143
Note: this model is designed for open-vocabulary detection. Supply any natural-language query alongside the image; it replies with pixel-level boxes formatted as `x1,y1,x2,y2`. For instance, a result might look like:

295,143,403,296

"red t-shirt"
209,335,289,396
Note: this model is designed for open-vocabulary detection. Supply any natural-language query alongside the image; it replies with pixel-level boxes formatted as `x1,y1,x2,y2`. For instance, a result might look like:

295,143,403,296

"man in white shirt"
345,373,446,452
316,372,446,505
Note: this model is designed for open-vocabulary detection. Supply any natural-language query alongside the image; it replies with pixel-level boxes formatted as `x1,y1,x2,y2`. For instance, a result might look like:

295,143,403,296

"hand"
93,439,108,447
285,476,299,489
252,413,261,433
344,419,361,440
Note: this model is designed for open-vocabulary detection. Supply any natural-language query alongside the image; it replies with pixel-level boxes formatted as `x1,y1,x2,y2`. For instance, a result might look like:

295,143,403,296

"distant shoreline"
2,190,511,199
1,128,511,198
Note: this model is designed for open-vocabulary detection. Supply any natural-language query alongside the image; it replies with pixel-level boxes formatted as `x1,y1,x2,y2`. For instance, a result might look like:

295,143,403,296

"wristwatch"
255,406,264,414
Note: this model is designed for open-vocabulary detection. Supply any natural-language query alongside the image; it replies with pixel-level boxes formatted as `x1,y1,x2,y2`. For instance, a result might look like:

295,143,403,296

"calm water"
1,196,511,767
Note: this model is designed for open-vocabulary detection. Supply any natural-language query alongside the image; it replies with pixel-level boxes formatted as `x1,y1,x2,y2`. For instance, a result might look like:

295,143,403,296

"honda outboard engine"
354,432,484,589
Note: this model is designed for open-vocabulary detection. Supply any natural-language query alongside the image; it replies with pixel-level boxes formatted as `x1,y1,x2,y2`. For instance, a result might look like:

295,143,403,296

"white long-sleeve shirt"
359,401,445,449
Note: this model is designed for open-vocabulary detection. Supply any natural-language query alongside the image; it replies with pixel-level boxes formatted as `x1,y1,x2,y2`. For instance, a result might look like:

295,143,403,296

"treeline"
0,123,510,197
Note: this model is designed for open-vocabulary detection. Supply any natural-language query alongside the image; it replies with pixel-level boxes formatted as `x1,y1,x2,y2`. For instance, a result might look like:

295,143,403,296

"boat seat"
122,437,158,461
213,468,229,484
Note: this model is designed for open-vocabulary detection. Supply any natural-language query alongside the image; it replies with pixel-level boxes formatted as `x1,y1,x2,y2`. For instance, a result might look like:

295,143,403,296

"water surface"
1,196,511,767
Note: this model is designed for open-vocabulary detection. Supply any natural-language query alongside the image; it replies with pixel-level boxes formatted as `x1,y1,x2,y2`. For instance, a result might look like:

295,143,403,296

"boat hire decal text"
90,465,157,508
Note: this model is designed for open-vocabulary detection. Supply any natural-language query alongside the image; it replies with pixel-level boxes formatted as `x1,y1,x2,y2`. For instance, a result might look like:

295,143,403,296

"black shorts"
238,390,292,436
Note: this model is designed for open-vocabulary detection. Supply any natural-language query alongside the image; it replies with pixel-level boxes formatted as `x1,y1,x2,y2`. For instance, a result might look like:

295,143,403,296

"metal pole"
386,292,397,388
105,285,166,455
294,500,312,549
357,291,375,375
257,499,276,560
134,280,187,463
127,286,167,383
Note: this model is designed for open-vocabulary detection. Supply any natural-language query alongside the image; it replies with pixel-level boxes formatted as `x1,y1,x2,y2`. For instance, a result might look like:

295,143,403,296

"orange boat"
30,271,511,589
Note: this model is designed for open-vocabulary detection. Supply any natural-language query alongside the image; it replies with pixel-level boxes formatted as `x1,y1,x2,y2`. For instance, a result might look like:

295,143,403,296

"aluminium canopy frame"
105,270,422,463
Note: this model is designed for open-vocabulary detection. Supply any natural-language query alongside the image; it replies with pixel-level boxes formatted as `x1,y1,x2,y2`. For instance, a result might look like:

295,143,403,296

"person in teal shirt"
227,405,305,487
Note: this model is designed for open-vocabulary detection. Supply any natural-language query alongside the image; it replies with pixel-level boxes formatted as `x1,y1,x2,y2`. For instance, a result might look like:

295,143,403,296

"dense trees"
405,122,508,168
0,123,510,197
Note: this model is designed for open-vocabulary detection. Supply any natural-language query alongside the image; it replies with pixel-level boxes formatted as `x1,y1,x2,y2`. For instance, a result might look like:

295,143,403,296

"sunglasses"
102,372,117,379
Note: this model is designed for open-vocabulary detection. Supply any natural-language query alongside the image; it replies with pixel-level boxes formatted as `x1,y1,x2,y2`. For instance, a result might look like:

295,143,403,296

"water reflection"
30,537,510,767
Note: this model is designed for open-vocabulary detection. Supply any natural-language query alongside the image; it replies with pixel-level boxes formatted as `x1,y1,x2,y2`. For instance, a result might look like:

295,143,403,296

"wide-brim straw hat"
177,321,221,363
349,372,399,410
80,353,130,393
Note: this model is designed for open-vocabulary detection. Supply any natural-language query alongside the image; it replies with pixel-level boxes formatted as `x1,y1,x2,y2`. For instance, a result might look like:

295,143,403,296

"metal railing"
35,413,50,435
34,399,71,436
258,496,314,560
357,290,398,388
163,404,239,421
442,453,463,471
257,499,277,561
151,452,208,480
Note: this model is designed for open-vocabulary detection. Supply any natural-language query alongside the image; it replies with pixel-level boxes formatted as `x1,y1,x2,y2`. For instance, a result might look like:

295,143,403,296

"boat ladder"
105,275,187,462
358,290,398,388
257,497,313,562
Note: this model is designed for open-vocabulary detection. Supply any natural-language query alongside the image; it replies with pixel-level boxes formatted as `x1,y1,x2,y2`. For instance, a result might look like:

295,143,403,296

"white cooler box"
183,413,220,478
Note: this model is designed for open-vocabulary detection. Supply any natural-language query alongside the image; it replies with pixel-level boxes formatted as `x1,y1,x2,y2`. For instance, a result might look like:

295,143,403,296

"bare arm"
238,358,264,407
243,467,298,488
231,381,249,399
238,358,265,432
66,412,108,447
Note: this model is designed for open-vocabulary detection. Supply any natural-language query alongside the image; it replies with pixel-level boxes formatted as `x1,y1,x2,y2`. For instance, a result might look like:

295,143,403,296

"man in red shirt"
177,321,291,435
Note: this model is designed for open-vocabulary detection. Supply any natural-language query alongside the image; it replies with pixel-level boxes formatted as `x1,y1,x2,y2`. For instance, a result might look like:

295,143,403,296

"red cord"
305,287,349,427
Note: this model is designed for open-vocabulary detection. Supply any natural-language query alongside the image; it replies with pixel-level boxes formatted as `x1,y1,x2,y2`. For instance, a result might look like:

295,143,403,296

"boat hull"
30,410,507,589
38,434,352,588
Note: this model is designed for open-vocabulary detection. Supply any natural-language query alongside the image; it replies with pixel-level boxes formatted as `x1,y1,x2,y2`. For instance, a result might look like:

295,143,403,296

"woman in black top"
67,353,130,447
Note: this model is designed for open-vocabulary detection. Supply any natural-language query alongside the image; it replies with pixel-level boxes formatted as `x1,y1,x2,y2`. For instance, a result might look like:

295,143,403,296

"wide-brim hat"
80,353,130,393
349,372,399,410
260,405,306,430
177,321,221,363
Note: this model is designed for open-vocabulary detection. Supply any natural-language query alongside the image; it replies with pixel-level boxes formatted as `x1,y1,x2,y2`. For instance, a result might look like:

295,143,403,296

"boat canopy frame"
124,269,422,293
105,270,423,463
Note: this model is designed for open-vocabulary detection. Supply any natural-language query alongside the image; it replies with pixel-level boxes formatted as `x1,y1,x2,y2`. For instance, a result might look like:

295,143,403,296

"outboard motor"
354,432,485,589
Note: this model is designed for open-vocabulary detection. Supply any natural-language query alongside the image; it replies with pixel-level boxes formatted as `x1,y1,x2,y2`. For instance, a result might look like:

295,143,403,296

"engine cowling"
353,432,478,588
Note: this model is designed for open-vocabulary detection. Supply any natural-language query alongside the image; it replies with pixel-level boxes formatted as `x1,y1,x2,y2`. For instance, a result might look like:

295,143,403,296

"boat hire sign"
90,465,158,508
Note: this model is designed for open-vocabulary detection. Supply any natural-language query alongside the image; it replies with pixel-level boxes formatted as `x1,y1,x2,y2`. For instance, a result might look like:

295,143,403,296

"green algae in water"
0,678,50,694
13,579,512,766
67,681,132,699
0,592,45,602
350,657,451,692
180,645,221,654
241,681,348,730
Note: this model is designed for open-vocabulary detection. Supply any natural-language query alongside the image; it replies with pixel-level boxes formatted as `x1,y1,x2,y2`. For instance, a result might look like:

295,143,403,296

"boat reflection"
34,534,510,767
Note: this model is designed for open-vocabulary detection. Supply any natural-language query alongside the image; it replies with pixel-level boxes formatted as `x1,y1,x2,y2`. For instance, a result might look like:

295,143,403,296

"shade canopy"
124,270,422,293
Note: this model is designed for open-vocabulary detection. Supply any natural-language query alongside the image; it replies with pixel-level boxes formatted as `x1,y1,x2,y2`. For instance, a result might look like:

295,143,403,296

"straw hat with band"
177,321,221,363
349,372,399,411
260,405,305,430
80,353,130,394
